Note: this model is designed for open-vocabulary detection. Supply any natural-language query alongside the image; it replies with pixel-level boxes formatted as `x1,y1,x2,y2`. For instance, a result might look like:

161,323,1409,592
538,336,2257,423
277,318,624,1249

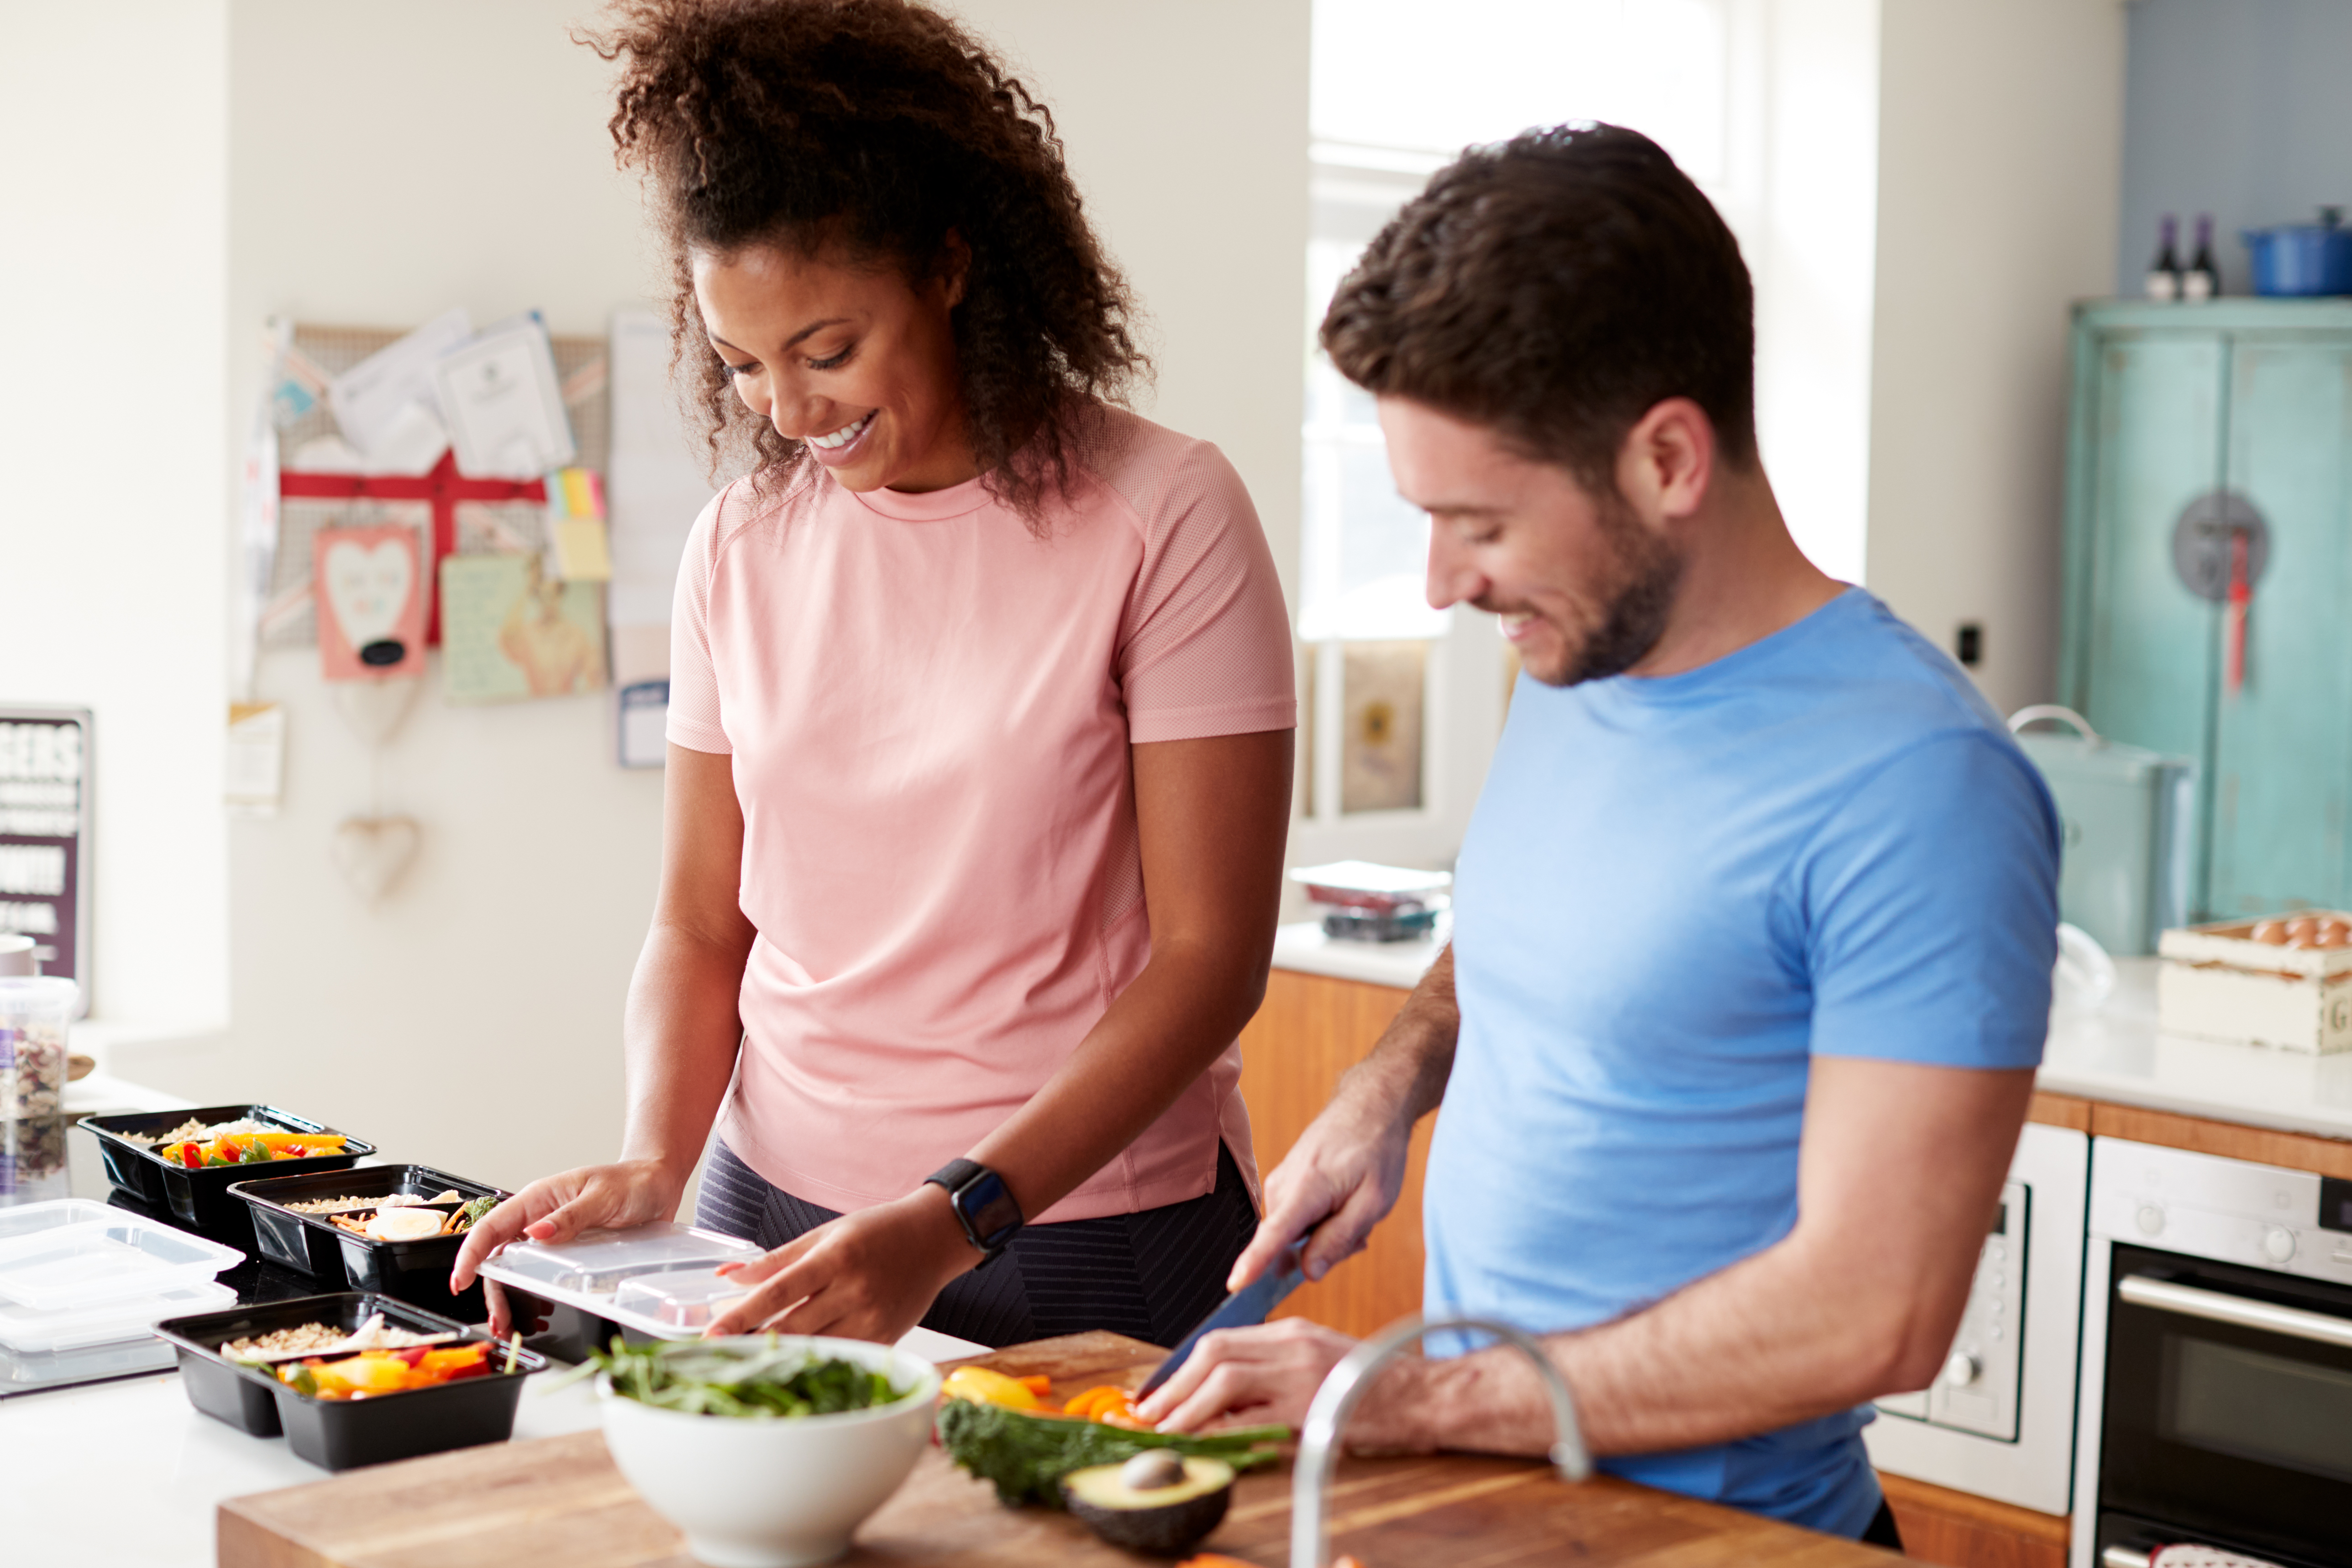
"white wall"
966,2,1309,604
1864,0,2126,716
0,2,231,1034
102,0,1309,1193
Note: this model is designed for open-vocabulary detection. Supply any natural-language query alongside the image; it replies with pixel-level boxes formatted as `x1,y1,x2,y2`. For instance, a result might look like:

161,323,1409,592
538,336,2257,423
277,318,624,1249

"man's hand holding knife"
1137,1014,1441,1441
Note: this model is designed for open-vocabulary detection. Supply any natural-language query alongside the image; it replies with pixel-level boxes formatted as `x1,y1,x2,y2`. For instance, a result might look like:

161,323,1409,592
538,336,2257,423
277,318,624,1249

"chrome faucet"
1289,1313,1590,1568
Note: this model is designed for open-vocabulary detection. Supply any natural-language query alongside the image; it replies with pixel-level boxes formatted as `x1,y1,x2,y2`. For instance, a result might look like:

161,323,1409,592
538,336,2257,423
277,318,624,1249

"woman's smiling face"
692,237,975,494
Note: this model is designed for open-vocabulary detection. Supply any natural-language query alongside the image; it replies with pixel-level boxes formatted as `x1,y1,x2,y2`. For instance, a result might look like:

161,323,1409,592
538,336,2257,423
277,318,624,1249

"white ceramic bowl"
598,1336,941,1568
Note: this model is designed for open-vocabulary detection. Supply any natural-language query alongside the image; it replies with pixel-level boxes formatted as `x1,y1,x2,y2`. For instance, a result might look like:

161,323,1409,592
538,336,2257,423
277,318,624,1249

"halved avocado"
1062,1453,1236,1556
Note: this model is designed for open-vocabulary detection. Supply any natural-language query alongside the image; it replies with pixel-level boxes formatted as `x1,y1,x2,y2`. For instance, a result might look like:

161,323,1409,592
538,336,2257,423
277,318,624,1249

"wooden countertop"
219,1331,1896,1567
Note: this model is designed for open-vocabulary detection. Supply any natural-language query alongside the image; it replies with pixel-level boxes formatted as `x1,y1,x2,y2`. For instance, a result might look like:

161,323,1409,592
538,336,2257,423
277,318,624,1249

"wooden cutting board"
217,1331,1895,1568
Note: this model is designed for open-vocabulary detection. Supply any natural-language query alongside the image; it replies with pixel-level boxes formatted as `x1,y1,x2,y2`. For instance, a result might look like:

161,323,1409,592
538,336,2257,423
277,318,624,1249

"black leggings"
697,1141,1260,1349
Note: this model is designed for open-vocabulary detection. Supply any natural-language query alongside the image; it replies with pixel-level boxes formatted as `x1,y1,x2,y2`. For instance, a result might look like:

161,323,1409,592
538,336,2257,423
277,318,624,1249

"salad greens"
556,1335,909,1419
935,1398,1288,1508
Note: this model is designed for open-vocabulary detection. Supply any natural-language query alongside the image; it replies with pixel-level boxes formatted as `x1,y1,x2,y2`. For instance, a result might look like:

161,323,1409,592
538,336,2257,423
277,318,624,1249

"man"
1137,125,2059,1548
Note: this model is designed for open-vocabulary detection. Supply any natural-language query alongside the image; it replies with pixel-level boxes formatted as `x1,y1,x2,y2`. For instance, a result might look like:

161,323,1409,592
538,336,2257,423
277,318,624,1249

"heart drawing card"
315,523,427,680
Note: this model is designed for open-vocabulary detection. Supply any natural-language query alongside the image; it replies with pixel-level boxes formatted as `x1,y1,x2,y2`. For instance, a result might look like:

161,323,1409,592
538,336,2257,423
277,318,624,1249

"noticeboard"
0,708,92,1015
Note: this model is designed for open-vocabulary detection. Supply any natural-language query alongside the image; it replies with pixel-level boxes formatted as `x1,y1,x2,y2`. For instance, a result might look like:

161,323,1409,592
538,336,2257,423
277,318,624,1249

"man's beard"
1530,492,1683,687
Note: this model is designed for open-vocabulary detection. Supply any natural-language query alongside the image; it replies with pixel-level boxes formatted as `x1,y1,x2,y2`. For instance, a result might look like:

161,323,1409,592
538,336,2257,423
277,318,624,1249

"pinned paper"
545,466,611,581
328,307,469,465
618,681,669,769
432,313,577,480
315,524,427,680
440,554,607,703
225,703,286,818
608,306,718,683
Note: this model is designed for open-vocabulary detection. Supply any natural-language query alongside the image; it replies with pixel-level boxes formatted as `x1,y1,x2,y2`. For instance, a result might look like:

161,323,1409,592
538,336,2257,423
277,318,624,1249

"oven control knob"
2264,1226,2297,1264
1942,1351,1980,1388
2135,1204,2166,1237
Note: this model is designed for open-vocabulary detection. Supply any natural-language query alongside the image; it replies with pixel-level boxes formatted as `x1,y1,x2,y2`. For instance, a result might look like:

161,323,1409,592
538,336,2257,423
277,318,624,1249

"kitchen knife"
1138,1239,1308,1396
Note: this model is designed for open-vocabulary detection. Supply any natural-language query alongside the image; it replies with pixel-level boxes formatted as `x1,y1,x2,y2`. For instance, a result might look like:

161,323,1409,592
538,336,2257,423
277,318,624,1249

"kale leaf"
935,1398,1288,1508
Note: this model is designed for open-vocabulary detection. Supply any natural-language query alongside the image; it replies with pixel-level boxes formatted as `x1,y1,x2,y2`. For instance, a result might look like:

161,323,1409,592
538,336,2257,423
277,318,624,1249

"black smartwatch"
925,1158,1025,1266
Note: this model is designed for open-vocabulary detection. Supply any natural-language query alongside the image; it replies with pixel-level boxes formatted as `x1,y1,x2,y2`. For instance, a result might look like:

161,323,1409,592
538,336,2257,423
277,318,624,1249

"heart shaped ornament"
331,815,421,904
323,539,414,648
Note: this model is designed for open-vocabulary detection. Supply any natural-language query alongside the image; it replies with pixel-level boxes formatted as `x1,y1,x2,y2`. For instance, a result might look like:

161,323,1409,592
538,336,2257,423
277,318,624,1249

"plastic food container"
0,1277,235,1353
610,1267,753,1332
76,1104,373,1244
478,1222,762,1341
230,1164,510,1319
0,977,76,1121
1,1330,181,1391
0,1112,72,1203
153,1290,546,1467
0,1204,245,1311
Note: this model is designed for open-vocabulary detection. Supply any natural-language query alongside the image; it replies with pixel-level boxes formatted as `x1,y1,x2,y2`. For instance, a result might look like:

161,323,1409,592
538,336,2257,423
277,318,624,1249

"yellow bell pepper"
940,1365,1045,1411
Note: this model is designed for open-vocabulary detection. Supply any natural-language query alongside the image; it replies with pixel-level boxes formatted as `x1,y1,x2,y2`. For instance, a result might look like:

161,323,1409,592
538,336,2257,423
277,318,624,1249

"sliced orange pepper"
1060,1385,1118,1417
1062,1384,1147,1424
1017,1374,1053,1396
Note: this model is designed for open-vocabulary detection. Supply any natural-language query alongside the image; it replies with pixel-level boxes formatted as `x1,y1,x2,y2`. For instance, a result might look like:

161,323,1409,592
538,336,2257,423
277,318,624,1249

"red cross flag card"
314,523,426,680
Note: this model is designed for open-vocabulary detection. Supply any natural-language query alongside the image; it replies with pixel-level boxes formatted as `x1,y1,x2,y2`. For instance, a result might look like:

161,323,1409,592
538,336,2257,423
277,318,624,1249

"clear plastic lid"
610,1267,752,1331
0,1199,117,1245
477,1222,765,1339
481,1222,760,1296
0,1212,246,1311
0,1277,236,1353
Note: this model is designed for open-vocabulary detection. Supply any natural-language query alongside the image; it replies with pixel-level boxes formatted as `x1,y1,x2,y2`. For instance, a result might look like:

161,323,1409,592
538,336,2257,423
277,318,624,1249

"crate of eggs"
2156,912,2352,1054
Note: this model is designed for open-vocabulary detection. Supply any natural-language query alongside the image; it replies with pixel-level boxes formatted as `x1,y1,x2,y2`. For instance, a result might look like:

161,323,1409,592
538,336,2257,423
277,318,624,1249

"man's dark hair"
1321,124,1755,489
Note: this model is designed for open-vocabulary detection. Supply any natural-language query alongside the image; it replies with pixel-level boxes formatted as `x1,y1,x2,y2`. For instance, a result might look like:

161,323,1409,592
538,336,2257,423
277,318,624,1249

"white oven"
2072,1137,2352,1568
1864,1120,2091,1516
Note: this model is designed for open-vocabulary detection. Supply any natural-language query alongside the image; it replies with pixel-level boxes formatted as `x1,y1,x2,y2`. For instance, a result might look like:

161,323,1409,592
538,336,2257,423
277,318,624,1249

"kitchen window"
1296,0,1752,869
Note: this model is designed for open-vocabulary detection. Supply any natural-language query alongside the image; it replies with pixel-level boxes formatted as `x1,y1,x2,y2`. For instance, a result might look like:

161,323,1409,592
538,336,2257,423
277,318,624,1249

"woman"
452,0,1296,1349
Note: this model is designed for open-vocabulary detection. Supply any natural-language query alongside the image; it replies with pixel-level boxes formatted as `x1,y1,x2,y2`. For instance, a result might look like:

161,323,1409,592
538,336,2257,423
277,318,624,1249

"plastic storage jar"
0,978,76,1121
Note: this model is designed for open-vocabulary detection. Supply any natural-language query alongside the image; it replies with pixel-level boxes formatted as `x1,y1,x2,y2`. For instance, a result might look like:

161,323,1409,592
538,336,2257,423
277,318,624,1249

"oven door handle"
2118,1273,2352,1349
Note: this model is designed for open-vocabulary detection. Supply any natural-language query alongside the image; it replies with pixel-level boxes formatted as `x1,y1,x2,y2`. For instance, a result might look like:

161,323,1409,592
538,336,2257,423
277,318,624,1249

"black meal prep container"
75,1105,373,1246
228,1164,510,1321
152,1290,545,1470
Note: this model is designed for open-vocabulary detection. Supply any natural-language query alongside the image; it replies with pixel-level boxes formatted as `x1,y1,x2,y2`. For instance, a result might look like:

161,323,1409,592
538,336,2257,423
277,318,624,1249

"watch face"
958,1169,1023,1250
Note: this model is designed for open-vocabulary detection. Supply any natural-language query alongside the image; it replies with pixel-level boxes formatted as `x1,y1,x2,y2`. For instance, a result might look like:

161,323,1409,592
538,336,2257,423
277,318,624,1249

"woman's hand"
701,1184,976,1344
450,1157,685,1334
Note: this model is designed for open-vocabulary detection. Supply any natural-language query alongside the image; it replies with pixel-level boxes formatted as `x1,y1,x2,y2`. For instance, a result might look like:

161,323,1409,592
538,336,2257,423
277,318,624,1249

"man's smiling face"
1385,397,1682,687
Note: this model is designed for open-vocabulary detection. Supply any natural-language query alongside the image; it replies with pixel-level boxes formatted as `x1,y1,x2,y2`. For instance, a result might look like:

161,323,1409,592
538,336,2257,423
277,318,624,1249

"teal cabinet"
2062,302,2352,919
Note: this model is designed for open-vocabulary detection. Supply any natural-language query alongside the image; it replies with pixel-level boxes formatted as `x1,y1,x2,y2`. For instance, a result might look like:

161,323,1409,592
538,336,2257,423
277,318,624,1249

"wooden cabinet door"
2208,333,2352,915
2068,328,2228,913
1234,968,1433,1341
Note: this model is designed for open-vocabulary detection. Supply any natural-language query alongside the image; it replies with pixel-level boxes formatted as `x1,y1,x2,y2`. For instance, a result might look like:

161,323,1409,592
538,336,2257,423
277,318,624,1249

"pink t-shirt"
667,408,1295,1222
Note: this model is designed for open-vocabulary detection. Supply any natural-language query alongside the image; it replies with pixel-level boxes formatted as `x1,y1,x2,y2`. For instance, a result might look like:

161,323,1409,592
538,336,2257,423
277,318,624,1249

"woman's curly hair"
586,0,1150,521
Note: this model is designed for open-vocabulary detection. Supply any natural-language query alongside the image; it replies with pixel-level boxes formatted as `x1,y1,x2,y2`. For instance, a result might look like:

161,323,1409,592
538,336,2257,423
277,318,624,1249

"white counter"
1270,917,1447,991
1271,933,2352,1146
0,1360,607,1568
2038,955,2352,1140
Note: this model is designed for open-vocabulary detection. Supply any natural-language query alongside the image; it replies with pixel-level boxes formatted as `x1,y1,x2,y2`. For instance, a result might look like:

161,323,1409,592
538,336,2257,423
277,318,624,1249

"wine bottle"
2146,214,2181,301
2184,214,2220,300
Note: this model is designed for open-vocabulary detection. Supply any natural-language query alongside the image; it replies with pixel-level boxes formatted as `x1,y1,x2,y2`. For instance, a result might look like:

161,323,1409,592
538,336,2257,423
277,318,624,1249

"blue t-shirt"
1422,588,2059,1538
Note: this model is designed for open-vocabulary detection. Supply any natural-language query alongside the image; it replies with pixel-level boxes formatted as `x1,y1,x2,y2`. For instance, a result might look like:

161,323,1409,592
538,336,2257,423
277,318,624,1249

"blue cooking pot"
2242,206,2352,296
